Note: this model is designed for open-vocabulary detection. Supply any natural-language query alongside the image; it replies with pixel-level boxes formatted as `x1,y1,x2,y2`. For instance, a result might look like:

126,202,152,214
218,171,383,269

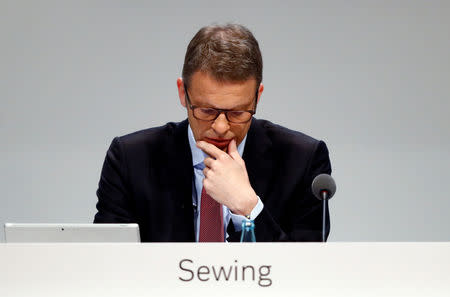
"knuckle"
218,153,228,161
210,159,219,169
207,169,215,178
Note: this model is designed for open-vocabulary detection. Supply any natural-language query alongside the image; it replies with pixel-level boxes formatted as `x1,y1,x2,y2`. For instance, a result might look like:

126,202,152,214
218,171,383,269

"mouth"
204,138,232,150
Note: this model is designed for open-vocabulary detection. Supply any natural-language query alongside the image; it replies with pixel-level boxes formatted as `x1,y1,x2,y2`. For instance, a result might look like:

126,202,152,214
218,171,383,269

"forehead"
188,71,257,109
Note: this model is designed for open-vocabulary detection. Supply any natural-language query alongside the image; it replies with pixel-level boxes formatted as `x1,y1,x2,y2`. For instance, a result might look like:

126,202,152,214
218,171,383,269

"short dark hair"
182,24,263,88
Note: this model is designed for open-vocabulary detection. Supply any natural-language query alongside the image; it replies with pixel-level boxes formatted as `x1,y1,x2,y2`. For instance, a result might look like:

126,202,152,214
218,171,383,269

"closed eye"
199,108,218,116
228,111,245,117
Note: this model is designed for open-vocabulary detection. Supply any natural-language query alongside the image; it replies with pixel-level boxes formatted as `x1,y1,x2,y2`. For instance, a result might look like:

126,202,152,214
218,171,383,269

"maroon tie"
199,187,224,242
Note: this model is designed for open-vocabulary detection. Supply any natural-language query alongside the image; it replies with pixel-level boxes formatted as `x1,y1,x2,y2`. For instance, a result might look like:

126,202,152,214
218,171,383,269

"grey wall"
1,0,449,242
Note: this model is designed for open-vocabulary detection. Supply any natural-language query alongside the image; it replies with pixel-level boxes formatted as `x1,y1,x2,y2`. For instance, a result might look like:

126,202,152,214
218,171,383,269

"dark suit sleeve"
286,140,331,241
94,137,135,223
228,140,331,242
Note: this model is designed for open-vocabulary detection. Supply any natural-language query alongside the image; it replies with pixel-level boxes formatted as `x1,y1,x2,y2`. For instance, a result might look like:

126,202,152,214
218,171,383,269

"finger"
202,178,213,196
229,139,247,168
203,167,210,177
202,178,210,192
227,139,241,160
197,140,227,159
203,157,215,168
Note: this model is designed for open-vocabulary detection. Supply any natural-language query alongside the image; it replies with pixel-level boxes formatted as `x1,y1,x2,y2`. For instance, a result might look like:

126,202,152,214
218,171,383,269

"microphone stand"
320,191,329,242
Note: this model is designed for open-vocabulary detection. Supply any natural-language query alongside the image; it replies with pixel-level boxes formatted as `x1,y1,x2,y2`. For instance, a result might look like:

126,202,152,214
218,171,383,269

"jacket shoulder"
109,120,188,161
117,121,183,146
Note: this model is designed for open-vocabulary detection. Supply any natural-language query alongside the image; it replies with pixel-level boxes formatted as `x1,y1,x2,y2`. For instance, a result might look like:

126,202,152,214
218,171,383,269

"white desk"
1,243,449,297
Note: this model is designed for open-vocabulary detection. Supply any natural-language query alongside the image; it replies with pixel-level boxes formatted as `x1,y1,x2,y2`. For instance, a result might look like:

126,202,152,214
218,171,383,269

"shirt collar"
188,125,247,167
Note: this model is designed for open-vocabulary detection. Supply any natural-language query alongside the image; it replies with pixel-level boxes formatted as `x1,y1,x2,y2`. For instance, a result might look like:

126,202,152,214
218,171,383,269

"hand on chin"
196,139,258,215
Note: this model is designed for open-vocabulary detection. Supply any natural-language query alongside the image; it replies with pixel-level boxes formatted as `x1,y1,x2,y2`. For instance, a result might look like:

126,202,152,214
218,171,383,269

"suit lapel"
168,119,195,241
243,119,274,202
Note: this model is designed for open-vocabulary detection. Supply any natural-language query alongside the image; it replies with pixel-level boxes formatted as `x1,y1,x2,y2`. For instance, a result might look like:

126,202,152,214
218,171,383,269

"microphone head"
311,174,336,200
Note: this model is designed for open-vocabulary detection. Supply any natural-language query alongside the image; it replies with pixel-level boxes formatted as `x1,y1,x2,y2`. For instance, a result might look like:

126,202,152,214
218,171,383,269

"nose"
211,113,230,136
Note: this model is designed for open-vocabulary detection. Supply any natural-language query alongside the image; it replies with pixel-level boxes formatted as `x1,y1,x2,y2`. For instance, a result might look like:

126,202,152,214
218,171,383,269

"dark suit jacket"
94,118,331,242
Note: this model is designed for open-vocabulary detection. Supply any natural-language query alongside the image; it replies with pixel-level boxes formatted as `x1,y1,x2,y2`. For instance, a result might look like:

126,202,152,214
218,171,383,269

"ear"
256,83,264,104
177,77,187,108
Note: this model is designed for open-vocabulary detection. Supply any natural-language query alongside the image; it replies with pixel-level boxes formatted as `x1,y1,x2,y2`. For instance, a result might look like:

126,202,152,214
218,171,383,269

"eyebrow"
204,100,254,110
188,91,257,110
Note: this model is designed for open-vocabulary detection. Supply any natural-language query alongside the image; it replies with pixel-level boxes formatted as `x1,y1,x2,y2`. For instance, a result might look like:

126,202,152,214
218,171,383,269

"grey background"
1,0,449,242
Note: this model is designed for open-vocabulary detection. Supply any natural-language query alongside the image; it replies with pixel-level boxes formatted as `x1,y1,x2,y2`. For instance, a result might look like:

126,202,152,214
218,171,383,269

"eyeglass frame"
183,83,259,124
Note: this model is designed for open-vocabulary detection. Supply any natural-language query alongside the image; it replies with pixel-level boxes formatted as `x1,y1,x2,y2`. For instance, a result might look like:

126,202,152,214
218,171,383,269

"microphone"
312,173,336,200
311,174,336,242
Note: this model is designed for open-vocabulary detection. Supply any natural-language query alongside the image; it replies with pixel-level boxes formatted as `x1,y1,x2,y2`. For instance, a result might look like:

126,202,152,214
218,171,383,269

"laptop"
4,223,141,243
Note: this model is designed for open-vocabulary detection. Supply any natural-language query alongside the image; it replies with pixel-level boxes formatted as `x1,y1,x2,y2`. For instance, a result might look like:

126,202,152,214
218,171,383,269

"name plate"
1,243,449,296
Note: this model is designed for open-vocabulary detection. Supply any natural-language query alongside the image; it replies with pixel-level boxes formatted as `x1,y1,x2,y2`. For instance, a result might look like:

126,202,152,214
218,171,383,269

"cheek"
189,119,210,140
231,123,251,139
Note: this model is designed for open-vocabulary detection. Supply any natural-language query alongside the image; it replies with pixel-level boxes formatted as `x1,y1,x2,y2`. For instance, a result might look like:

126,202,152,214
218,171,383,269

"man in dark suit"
94,24,331,242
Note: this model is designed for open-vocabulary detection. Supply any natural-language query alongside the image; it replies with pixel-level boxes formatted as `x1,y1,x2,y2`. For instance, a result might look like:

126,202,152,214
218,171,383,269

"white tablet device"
4,223,141,243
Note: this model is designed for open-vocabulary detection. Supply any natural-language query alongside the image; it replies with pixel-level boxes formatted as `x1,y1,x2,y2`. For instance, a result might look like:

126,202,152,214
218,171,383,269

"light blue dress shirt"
188,125,264,242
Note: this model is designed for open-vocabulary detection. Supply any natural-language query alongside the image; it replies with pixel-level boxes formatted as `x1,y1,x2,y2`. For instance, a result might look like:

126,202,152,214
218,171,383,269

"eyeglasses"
184,84,258,124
